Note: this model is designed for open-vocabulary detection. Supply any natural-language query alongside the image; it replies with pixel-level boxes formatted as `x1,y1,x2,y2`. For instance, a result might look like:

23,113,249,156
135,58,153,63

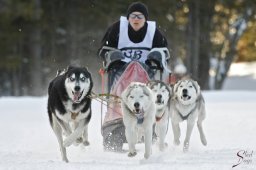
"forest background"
0,0,255,96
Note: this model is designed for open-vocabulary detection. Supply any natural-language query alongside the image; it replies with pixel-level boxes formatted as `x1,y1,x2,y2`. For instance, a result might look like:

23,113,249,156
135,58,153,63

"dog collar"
71,112,79,120
135,113,144,124
156,112,165,122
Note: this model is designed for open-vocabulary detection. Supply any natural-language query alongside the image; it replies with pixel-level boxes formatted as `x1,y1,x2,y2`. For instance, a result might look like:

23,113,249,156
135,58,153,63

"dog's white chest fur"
55,100,89,122
175,102,197,117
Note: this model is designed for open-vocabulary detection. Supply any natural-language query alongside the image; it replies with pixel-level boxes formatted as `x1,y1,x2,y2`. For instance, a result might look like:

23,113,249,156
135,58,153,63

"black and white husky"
147,80,172,151
47,66,93,162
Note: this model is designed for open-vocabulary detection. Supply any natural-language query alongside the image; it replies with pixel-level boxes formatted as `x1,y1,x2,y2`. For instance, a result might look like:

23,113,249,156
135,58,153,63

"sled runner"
99,46,171,151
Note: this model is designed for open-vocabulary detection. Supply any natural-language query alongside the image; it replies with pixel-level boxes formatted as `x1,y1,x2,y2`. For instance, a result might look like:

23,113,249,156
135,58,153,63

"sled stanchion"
99,68,105,135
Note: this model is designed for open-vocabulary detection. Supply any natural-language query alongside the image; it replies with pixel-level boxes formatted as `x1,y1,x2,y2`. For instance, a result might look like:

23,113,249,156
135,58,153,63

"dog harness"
155,111,165,122
176,101,198,121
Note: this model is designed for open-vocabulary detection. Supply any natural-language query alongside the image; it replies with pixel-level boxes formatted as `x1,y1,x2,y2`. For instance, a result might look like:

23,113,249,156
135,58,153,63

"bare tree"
214,6,254,89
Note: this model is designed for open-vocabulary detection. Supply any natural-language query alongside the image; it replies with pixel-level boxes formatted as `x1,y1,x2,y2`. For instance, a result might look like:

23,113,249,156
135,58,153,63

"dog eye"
69,77,75,82
189,85,193,88
140,95,144,98
180,85,183,88
129,96,134,99
80,77,86,82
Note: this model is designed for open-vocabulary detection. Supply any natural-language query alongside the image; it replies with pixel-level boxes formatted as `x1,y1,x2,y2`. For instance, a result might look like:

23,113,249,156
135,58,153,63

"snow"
223,62,256,90
0,62,256,170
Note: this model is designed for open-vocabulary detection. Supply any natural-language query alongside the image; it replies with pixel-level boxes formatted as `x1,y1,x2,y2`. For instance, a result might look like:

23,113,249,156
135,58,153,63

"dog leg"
125,128,137,157
144,127,153,159
58,121,72,137
69,122,85,146
183,121,195,152
157,124,168,151
197,120,207,146
63,119,85,147
82,124,90,146
171,121,181,145
52,114,69,162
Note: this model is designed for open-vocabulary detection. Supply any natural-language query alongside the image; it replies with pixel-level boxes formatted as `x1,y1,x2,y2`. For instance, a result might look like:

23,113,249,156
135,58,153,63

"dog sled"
98,46,171,151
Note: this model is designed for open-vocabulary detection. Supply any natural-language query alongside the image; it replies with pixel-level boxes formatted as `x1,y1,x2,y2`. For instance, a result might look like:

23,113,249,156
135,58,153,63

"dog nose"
134,102,140,109
157,94,162,100
74,86,80,92
183,89,188,93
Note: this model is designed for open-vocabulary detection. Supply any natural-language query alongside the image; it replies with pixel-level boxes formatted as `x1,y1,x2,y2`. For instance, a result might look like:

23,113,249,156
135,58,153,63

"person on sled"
98,1,171,152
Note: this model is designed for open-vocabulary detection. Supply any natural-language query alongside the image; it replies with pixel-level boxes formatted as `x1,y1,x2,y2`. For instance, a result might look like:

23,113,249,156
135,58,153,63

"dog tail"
47,106,53,127
47,81,54,127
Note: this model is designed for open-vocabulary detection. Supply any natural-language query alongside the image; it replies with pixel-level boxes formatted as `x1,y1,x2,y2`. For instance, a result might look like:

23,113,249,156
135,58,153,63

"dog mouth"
181,94,191,100
156,99,164,105
133,108,144,124
72,90,84,103
134,108,141,114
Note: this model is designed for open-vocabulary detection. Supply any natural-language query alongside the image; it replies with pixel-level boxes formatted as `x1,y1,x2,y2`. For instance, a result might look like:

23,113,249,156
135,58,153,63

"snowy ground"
0,62,255,170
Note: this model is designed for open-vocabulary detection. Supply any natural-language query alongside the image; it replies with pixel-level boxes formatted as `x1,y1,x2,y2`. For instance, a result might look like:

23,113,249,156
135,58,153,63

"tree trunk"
29,0,43,96
215,6,254,89
186,0,200,80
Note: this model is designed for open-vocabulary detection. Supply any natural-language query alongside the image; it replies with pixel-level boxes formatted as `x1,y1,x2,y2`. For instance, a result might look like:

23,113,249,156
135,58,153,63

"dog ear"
192,80,201,96
142,86,151,97
167,84,173,97
67,65,75,71
146,81,154,89
173,80,181,94
146,81,152,87
121,85,131,102
83,67,89,71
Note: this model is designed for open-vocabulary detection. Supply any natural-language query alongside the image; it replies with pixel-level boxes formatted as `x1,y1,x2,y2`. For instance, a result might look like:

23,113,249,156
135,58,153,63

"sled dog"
121,82,155,159
47,66,93,162
147,80,172,151
171,79,207,152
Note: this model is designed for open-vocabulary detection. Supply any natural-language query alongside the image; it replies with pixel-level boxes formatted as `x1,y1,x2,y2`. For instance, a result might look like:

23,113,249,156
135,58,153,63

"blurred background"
0,0,255,96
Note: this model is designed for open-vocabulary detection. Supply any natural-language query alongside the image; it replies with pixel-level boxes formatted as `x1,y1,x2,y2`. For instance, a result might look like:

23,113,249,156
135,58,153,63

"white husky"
147,80,172,151
121,82,155,159
170,79,207,152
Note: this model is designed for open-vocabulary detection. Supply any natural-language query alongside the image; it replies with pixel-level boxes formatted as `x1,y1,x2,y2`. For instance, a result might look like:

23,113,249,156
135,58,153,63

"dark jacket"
98,20,168,58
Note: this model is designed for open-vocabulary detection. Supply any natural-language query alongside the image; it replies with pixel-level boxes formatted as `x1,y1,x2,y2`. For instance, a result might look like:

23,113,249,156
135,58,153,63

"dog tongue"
73,91,80,101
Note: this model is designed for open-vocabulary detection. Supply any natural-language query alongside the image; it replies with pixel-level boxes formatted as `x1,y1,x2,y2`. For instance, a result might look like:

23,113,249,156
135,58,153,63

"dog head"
64,66,93,103
121,82,152,116
147,80,172,110
173,79,200,105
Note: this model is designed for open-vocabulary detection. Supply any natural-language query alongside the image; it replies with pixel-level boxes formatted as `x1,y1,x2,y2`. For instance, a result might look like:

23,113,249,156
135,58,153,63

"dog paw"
201,137,207,146
183,142,189,152
144,153,151,159
76,137,83,143
83,140,90,146
159,143,168,151
63,139,72,147
128,152,137,157
62,157,69,163
174,139,180,145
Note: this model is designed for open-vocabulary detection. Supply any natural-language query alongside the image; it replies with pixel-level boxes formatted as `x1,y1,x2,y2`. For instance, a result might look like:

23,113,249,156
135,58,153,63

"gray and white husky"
147,80,172,151
47,66,93,162
170,79,207,152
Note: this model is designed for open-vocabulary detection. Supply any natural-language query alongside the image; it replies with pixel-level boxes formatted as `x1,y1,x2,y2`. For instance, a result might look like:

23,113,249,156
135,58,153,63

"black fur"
47,66,93,127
